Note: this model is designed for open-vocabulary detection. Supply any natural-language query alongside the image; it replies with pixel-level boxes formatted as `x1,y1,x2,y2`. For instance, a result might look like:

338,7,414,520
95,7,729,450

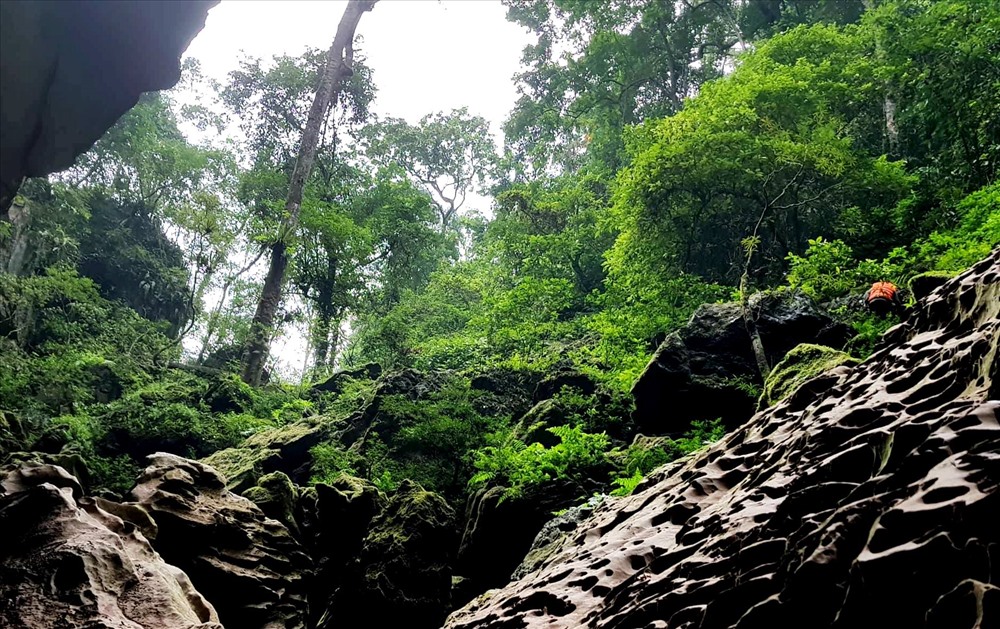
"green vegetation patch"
761,344,859,408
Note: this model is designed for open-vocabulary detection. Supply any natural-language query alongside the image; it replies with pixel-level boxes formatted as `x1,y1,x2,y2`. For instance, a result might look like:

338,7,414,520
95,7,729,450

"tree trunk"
241,0,377,385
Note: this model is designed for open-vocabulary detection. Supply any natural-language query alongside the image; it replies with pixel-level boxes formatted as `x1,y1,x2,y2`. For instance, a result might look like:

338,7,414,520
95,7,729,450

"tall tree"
241,0,377,386
360,109,497,234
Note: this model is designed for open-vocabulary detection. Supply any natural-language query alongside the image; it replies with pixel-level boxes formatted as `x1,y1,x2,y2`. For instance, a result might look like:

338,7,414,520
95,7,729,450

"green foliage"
610,419,726,496
469,425,610,500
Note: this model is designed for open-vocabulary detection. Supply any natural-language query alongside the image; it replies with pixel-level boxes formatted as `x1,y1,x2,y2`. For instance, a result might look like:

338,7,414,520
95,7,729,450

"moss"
908,270,958,302
242,471,298,531
761,343,858,408
202,446,271,492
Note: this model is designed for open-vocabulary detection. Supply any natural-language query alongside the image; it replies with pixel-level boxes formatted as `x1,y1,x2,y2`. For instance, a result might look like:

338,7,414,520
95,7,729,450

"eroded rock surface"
0,462,220,629
128,453,312,629
446,250,999,628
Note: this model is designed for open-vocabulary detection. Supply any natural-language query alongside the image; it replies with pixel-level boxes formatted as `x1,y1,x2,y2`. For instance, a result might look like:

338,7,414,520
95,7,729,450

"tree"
360,109,497,234
241,0,377,386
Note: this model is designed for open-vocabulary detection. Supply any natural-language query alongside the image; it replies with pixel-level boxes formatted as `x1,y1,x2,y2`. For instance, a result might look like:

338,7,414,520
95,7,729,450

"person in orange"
865,281,904,317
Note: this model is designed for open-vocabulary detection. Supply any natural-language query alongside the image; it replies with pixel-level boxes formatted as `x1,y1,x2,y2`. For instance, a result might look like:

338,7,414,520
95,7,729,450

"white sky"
184,0,534,135
179,0,535,380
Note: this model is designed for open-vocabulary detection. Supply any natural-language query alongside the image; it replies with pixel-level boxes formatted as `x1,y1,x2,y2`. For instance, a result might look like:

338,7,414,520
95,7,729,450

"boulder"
445,250,1000,628
632,289,849,433
242,470,300,535
512,398,568,447
0,1,217,210
759,343,859,408
311,362,382,396
128,453,313,629
349,480,458,629
0,462,220,629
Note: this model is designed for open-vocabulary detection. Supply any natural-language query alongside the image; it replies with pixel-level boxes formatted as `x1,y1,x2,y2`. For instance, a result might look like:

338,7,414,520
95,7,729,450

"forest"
1,0,997,536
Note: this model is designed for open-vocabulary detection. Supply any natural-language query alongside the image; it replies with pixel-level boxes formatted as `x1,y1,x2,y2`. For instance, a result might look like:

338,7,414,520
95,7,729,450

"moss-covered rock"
760,343,858,408
909,270,958,303
202,416,336,492
242,471,299,534
352,480,457,629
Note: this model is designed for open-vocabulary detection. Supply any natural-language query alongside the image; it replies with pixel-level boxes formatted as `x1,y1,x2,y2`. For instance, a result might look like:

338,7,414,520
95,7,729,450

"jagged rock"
311,363,382,396
128,453,312,629
759,343,859,408
243,470,300,535
512,495,605,581
348,480,457,629
632,289,850,433
0,1,217,210
445,250,999,628
454,481,585,606
0,462,220,628
3,450,91,491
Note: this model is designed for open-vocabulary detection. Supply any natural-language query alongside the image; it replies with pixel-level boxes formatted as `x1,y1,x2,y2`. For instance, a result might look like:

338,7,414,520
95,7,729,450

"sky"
184,0,534,136
180,1,536,380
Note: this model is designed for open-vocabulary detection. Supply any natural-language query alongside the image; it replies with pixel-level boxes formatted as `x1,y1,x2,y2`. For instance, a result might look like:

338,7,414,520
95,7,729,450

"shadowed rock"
446,249,999,628
0,0,217,210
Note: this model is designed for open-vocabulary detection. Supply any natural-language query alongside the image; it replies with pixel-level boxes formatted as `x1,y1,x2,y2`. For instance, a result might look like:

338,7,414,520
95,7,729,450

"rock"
128,453,313,629
512,494,605,581
203,415,336,492
759,343,859,408
632,289,850,433
909,270,957,302
3,450,91,492
445,250,999,628
469,368,540,420
513,398,568,446
0,1,217,210
345,480,458,629
311,363,382,395
0,463,220,629
242,470,300,535
454,481,584,605
533,370,598,402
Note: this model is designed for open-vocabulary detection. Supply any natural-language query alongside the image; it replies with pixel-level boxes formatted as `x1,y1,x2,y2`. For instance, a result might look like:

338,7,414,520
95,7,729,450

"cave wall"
0,0,217,211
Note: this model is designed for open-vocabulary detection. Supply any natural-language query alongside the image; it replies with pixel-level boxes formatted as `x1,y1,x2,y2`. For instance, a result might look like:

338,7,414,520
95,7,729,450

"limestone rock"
352,480,457,629
0,462,220,629
759,343,859,408
0,1,217,209
242,470,300,535
632,289,849,433
128,453,313,629
446,250,999,629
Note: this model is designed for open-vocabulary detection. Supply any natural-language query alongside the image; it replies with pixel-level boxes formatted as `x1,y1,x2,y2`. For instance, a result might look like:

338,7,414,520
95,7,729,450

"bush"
469,425,610,500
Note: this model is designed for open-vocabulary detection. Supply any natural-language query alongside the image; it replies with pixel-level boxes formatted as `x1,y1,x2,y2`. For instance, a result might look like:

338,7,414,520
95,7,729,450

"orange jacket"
866,281,899,302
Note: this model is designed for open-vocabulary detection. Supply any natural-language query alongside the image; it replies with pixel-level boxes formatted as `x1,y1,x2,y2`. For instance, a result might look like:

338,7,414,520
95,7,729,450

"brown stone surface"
128,453,312,629
446,249,999,628
0,462,220,629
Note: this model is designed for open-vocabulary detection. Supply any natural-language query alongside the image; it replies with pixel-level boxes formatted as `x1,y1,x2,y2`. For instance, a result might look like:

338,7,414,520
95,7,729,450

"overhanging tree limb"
241,0,378,386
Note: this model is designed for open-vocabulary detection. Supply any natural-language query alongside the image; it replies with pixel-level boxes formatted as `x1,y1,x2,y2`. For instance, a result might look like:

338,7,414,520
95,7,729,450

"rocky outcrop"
0,1,217,210
355,480,457,628
128,453,312,629
631,290,850,433
0,462,220,628
454,480,588,606
446,250,999,628
759,343,858,408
